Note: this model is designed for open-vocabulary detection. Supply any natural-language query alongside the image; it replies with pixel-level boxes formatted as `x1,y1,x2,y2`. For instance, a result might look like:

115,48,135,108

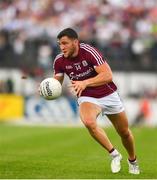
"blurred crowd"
1,0,157,75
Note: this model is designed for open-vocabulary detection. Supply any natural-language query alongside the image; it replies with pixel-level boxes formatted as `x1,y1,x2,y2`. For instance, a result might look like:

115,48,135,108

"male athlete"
53,28,140,174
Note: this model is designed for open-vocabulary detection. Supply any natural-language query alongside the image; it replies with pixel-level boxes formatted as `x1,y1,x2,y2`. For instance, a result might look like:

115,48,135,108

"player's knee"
119,129,130,139
83,118,96,130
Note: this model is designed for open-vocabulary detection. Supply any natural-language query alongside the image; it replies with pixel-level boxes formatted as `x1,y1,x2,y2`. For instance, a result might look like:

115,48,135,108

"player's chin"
64,52,71,58
63,53,68,58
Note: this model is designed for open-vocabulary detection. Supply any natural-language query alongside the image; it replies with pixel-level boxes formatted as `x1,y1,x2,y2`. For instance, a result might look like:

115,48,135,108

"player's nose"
60,45,65,51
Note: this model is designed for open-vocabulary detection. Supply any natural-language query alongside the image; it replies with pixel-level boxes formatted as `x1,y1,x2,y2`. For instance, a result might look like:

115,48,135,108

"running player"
53,28,140,174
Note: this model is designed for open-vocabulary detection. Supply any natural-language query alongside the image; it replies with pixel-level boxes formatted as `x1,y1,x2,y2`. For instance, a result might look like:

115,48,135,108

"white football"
39,78,62,100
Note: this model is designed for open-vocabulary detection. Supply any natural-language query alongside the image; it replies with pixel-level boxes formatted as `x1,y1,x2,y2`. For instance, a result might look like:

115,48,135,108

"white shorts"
77,91,125,115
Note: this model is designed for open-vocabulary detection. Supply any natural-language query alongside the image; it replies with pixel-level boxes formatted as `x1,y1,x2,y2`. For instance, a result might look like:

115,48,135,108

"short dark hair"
57,28,78,39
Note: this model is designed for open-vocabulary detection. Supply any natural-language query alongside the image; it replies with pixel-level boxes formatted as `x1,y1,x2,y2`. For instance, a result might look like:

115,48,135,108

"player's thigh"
79,102,101,122
106,111,129,133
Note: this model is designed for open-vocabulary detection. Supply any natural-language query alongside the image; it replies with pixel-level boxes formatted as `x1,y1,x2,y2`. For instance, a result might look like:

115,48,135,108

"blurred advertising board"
0,94,24,120
24,96,79,124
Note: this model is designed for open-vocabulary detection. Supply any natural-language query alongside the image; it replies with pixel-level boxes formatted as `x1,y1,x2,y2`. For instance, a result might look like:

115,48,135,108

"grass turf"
0,124,156,179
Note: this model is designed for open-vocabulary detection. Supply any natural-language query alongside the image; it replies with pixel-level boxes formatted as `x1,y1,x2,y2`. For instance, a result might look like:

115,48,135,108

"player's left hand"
71,80,87,97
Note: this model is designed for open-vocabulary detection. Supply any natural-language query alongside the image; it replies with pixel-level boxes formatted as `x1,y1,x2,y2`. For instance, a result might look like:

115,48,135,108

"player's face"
58,36,78,58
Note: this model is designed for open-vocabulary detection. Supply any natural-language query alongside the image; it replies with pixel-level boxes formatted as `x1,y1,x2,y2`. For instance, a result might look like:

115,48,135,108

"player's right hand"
71,80,87,97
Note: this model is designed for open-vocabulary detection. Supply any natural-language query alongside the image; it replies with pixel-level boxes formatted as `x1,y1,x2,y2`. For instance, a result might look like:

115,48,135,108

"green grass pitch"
0,123,157,179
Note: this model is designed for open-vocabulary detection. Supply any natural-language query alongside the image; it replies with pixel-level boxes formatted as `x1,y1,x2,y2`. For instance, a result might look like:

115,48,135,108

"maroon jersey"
53,43,117,98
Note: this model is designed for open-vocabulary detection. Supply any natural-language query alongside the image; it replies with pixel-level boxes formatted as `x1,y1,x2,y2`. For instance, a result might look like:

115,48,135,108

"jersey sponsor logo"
69,67,93,80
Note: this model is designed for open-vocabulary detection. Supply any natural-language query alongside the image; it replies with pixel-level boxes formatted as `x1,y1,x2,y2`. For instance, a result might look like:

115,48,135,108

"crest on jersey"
82,60,88,67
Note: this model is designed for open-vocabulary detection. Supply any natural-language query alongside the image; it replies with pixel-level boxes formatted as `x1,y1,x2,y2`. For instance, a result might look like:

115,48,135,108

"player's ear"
73,39,79,45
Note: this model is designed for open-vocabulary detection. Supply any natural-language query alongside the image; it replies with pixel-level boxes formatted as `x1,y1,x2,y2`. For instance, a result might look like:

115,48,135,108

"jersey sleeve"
53,55,64,76
83,44,106,67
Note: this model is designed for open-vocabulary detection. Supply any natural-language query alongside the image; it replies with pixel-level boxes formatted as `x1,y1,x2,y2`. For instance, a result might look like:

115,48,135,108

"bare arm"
84,62,112,87
54,74,64,85
71,62,113,97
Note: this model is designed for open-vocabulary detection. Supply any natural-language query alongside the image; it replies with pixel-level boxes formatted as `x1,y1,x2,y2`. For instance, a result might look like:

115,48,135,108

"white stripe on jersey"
81,43,103,61
53,53,63,75
80,43,105,65
81,43,104,64
54,53,63,63
106,83,115,93
80,45,103,65
53,53,63,68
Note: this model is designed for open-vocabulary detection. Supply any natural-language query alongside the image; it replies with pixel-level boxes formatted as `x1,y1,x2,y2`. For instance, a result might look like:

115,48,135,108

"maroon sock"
128,157,136,163
109,148,115,153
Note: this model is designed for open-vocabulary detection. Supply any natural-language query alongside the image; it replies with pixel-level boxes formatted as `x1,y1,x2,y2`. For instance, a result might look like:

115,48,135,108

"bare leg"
79,102,113,152
107,111,136,160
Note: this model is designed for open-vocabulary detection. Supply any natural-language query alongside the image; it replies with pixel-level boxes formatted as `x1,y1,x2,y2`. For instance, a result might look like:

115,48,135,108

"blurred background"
0,0,157,126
